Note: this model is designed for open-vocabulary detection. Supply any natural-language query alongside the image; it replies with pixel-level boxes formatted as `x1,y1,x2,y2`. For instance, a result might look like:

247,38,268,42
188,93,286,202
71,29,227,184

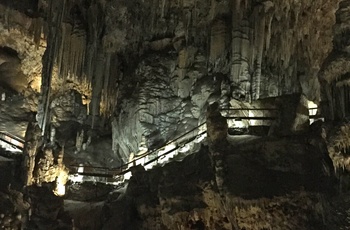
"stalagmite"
23,120,42,186
39,0,67,136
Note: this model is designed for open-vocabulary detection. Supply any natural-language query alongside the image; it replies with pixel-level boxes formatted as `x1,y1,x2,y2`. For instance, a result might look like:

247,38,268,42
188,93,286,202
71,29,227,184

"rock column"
206,101,239,229
23,121,42,186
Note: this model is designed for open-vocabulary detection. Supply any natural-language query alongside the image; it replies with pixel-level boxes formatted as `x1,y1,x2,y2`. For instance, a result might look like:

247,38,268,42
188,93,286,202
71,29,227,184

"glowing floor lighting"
307,100,319,124
179,143,191,153
124,171,132,180
195,133,207,143
54,169,69,196
54,182,66,197
233,119,247,128
248,110,257,126
68,164,84,183
157,143,177,164
308,100,318,116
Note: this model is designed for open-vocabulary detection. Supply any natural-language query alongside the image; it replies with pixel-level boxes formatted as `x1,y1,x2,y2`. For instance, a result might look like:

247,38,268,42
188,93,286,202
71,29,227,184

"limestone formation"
324,122,350,175
206,102,228,147
2,0,350,229
23,120,42,186
0,187,30,230
33,145,68,190
102,138,334,230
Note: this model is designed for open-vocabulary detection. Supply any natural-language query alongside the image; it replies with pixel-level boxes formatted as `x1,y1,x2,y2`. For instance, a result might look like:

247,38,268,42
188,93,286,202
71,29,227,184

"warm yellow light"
54,182,66,197
53,168,68,196
307,100,318,116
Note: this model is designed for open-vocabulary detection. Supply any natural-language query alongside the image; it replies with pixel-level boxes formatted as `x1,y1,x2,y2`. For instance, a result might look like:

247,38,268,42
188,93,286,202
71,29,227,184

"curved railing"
69,123,207,180
68,107,320,181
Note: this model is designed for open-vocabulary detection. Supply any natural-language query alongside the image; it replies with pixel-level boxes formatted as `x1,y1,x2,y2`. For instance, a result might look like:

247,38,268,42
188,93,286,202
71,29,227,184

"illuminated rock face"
112,55,229,162
32,146,68,194
2,0,350,229
206,102,228,145
107,0,339,162
0,0,341,161
0,4,45,92
324,122,350,175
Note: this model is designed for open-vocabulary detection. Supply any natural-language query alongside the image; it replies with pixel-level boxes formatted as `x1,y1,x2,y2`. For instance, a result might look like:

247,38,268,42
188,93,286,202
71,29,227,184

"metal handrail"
68,107,320,179
68,109,279,178
69,123,207,177
117,122,206,170
221,108,278,111
0,131,24,143
0,132,25,150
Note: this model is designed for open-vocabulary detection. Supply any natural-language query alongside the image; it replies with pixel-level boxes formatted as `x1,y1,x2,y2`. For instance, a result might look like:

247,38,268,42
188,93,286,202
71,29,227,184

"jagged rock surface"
0,0,340,163
102,136,334,230
112,54,229,162
0,188,30,230
47,90,87,143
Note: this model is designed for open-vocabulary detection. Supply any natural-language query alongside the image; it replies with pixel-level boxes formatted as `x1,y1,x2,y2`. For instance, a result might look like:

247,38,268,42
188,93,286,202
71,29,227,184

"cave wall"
112,53,229,161
110,0,339,161
0,4,45,92
320,0,350,121
0,0,342,162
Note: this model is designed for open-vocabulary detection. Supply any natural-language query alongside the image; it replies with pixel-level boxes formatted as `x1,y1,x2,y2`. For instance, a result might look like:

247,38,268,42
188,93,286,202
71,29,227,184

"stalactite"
90,51,105,129
161,0,166,18
151,0,157,33
265,14,273,51
231,0,244,83
70,23,86,79
101,53,111,117
35,0,121,133
40,0,67,136
56,23,66,78
31,17,43,48
251,5,265,100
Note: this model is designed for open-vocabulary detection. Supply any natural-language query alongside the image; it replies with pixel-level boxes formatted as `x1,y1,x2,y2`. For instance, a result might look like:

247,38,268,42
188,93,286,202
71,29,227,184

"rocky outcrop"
47,90,87,143
206,101,228,146
0,187,30,230
112,54,229,162
0,0,342,164
110,0,338,162
102,136,334,230
0,4,45,92
324,121,350,173
319,0,350,120
0,88,38,137
26,184,72,230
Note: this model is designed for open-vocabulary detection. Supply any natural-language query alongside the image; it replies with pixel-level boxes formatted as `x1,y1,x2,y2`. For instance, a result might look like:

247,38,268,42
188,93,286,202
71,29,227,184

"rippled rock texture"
0,0,341,163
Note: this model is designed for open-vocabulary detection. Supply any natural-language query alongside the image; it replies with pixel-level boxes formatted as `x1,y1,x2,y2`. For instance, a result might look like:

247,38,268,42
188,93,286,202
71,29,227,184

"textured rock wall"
0,188,30,229
320,0,350,120
0,4,45,92
29,0,338,111
112,54,229,162
0,0,341,162
111,0,339,162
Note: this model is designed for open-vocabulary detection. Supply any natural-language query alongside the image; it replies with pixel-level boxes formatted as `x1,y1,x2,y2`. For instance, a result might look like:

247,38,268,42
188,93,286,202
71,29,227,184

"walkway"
0,107,320,184
0,131,24,159
68,107,321,184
